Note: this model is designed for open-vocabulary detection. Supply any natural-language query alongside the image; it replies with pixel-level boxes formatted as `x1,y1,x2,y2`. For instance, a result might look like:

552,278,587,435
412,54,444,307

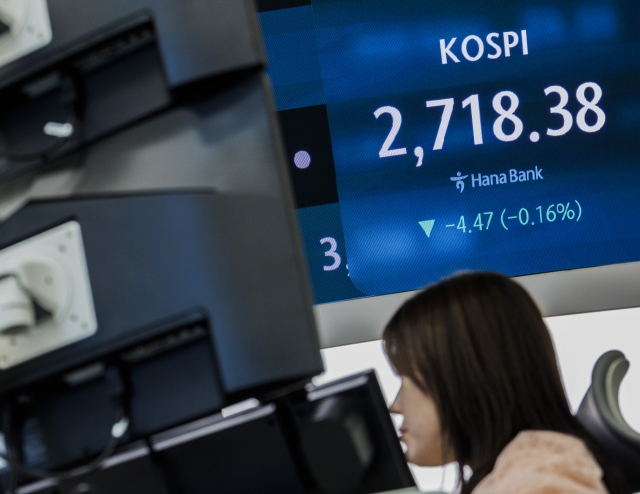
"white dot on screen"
529,131,540,142
294,150,311,169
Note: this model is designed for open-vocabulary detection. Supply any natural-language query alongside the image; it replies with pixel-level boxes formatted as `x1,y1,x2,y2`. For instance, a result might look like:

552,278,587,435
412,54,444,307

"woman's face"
390,375,452,466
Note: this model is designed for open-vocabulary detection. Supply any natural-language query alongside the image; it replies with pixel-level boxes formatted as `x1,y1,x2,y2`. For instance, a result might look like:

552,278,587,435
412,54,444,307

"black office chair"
576,350,640,492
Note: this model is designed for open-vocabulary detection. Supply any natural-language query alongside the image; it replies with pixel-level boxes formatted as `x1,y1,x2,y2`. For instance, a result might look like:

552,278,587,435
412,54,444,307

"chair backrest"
576,350,640,492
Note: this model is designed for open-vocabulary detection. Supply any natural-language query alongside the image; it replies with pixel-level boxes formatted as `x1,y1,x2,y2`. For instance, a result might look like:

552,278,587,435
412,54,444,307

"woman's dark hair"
383,271,629,494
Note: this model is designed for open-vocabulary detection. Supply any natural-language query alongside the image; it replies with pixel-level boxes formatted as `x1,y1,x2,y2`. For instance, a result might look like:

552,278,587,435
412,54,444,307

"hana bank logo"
450,172,468,193
450,167,544,193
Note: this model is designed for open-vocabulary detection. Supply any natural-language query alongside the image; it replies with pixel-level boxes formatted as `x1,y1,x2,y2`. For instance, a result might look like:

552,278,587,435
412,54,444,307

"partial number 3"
320,237,341,271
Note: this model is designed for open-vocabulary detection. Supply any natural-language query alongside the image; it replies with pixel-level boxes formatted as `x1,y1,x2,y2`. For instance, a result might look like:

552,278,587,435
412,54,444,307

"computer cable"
0,73,83,185
0,367,130,493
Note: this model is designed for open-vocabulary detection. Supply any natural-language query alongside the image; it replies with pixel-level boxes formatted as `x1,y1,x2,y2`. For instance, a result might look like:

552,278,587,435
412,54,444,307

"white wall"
314,306,640,492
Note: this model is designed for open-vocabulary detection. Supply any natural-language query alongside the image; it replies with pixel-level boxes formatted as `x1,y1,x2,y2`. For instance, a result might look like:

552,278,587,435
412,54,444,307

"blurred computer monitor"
15,371,414,494
0,0,323,482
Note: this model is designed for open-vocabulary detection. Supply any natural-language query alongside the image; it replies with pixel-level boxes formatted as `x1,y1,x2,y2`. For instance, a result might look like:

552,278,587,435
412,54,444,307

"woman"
384,271,629,494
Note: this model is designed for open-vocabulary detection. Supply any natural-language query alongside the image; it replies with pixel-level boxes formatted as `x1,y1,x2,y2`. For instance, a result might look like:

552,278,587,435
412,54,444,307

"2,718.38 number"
374,82,605,167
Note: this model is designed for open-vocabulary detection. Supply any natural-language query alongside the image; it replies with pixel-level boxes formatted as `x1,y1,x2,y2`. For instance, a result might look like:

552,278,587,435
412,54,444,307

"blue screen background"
260,0,640,301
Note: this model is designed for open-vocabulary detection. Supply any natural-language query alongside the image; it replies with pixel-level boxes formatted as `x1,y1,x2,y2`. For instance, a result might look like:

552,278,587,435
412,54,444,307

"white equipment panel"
0,0,52,68
0,221,97,369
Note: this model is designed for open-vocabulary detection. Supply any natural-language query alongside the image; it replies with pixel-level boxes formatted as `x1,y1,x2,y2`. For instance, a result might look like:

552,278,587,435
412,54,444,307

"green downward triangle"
419,220,435,238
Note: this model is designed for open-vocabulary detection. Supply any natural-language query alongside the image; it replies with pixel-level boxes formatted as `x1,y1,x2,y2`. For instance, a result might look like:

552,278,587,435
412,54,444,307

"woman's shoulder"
473,430,609,494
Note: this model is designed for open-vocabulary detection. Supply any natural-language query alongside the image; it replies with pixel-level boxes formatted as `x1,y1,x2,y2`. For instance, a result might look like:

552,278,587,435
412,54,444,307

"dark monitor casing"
0,0,323,474
16,371,415,494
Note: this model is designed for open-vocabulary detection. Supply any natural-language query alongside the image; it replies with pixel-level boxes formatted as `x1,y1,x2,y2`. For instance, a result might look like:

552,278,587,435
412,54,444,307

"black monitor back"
0,0,322,478
0,76,324,471
0,0,323,474
0,0,264,91
16,371,415,494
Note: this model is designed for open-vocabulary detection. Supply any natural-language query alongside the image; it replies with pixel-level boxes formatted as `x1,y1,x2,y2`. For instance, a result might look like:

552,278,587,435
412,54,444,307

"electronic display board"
258,0,640,311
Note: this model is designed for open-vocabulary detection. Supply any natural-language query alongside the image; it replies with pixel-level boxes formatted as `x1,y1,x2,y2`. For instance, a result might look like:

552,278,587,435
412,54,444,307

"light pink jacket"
473,430,609,494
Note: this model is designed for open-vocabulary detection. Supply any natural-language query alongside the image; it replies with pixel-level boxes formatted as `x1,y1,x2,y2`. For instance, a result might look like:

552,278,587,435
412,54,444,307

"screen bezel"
314,260,640,348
